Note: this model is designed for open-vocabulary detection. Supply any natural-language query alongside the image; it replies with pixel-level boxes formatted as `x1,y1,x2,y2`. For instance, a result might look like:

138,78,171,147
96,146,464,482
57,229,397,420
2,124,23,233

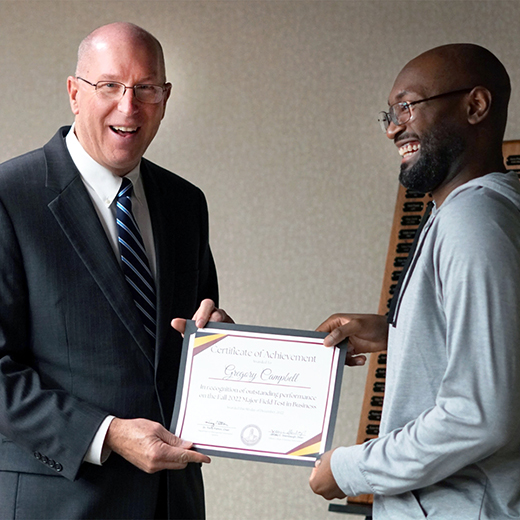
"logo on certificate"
241,425,262,446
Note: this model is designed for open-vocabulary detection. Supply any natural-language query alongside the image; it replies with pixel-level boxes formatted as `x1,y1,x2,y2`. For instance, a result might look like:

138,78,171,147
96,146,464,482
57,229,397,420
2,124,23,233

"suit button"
48,460,55,468
42,455,49,464
55,463,63,472
34,452,42,460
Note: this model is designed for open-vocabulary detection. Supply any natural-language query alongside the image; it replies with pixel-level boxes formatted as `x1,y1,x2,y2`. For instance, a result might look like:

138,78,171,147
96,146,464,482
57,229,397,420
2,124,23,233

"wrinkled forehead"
388,54,462,105
78,29,166,81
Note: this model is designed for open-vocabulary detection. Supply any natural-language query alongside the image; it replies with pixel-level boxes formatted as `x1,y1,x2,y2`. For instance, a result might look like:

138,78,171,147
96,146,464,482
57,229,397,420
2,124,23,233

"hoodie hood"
438,171,520,212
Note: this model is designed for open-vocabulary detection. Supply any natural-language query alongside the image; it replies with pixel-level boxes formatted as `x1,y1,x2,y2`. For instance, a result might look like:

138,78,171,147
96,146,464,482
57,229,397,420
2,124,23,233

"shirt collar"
65,124,143,208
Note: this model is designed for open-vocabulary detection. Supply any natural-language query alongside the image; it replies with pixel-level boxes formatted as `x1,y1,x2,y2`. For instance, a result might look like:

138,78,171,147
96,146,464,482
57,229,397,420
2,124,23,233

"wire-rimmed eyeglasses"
377,87,474,132
76,77,169,104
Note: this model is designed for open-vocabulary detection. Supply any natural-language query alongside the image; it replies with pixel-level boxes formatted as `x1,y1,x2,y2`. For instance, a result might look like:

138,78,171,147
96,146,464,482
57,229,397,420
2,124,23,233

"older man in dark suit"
0,22,230,519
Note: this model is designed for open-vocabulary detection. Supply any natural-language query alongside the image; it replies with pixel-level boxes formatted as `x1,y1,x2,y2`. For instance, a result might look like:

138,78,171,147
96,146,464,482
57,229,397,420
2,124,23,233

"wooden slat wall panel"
346,185,432,507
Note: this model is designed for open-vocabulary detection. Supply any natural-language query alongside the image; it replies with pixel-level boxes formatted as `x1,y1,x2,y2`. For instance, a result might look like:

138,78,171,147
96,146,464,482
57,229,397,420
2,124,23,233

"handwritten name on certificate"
171,321,347,466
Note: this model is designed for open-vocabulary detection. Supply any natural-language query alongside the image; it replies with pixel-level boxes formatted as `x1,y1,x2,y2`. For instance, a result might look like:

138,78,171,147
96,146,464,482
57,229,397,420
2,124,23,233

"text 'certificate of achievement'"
171,321,347,466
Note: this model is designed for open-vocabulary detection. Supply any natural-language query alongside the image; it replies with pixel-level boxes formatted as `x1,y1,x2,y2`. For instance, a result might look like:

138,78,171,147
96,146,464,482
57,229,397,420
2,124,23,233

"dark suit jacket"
0,127,219,519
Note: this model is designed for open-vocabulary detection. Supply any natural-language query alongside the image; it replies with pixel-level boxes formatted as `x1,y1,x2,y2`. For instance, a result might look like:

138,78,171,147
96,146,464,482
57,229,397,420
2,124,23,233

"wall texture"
1,1,519,519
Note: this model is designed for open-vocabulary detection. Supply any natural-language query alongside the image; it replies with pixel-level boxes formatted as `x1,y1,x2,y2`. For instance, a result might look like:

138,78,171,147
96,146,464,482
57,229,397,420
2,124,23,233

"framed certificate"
170,321,347,466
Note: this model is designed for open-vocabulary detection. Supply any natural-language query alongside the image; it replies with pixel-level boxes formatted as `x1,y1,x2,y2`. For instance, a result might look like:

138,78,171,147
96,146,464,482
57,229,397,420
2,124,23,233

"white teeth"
399,143,420,156
112,126,137,132
399,143,420,157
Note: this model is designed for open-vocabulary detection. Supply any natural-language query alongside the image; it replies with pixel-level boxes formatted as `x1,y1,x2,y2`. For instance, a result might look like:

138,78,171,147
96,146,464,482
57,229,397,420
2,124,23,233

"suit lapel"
141,162,177,366
44,128,155,367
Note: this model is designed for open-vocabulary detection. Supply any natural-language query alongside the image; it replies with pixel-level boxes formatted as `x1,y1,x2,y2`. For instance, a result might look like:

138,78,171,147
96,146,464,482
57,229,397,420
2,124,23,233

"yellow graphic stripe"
288,441,320,457
193,334,226,348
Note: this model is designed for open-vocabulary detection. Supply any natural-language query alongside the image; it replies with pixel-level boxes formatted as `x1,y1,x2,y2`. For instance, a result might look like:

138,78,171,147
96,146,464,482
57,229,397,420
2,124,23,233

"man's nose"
385,120,405,140
117,87,139,114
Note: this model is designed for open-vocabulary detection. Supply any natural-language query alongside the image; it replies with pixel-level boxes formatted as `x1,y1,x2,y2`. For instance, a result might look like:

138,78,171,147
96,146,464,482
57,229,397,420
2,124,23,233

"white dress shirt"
65,125,156,465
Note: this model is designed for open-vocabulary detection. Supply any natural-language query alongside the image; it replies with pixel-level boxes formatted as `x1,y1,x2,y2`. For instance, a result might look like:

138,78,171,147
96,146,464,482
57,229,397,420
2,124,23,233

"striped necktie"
116,177,157,344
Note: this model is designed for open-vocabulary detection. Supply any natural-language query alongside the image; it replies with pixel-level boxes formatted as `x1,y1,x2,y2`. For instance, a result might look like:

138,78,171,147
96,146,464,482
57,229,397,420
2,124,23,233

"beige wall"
2,1,520,518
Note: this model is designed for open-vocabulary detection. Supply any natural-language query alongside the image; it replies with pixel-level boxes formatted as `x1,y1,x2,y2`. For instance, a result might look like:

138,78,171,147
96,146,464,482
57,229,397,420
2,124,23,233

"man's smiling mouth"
399,142,420,158
111,126,138,135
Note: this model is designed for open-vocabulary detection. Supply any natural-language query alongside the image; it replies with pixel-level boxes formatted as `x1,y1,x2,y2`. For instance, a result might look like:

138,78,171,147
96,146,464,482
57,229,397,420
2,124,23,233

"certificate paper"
171,321,347,466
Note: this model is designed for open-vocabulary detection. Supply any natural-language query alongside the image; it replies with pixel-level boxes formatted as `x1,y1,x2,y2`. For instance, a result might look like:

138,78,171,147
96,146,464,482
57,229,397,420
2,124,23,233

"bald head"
404,44,509,93
386,44,510,200
68,22,171,176
76,22,166,82
394,43,510,138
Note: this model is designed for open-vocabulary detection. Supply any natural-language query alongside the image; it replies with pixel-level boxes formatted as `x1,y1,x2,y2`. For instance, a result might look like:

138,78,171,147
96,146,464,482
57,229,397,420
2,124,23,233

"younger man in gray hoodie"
311,44,520,520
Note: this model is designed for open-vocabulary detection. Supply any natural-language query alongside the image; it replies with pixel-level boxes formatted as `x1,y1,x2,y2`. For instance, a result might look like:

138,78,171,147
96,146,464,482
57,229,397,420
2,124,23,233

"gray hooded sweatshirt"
331,172,520,519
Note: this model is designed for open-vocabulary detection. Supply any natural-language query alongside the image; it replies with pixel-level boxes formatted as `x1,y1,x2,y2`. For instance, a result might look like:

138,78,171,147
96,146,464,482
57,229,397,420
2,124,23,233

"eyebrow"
395,91,410,101
95,74,161,84
388,89,419,106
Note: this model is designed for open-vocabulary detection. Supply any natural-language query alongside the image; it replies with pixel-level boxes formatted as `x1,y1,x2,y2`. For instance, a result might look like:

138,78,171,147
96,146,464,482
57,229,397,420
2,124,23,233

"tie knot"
118,177,133,199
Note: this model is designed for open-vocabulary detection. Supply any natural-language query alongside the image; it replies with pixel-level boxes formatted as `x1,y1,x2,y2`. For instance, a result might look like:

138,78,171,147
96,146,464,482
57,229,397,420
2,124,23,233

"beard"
399,126,465,193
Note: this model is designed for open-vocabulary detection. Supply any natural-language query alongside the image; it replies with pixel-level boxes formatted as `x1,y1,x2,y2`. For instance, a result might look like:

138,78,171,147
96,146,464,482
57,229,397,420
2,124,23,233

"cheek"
143,110,166,135
75,110,111,151
78,98,113,123
406,117,428,138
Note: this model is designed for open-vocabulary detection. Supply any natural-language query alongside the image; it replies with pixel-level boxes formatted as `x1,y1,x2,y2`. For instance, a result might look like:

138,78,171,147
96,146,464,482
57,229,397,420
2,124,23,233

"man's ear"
159,82,172,121
67,76,80,115
467,86,492,125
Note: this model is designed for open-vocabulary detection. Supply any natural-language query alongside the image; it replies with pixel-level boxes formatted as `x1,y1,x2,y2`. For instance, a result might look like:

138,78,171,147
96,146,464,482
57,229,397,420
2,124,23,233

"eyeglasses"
377,87,474,132
76,77,169,104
